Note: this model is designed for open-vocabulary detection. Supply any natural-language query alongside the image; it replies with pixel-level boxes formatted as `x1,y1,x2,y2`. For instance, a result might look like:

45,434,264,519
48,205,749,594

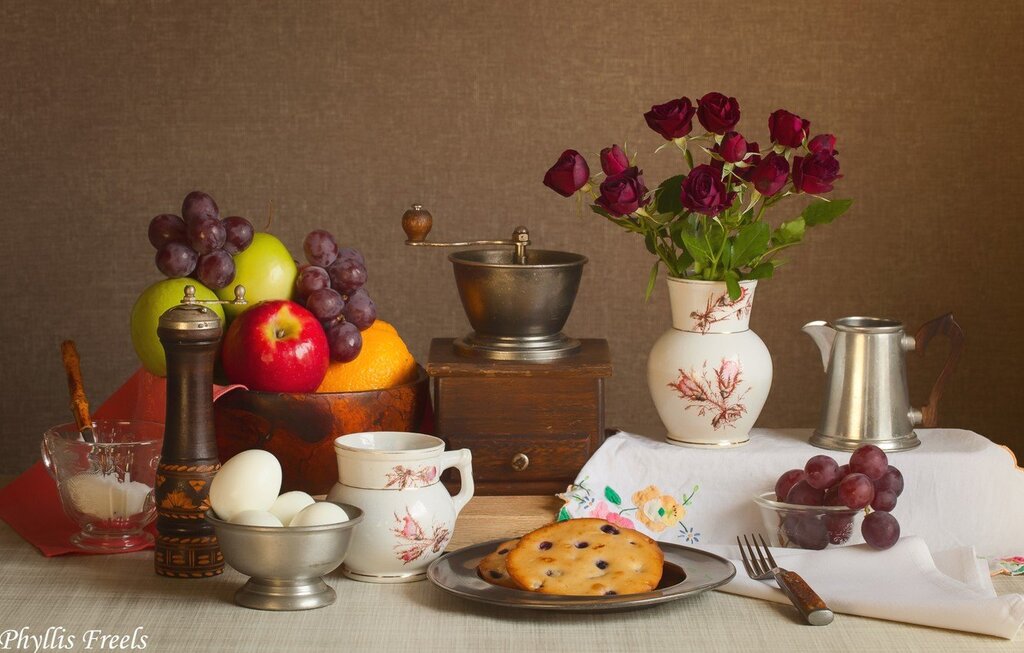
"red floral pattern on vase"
391,508,451,564
668,357,749,430
384,465,438,490
690,287,752,334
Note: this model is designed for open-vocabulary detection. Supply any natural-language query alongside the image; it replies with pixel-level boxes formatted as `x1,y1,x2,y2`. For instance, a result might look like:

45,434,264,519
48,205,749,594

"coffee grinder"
402,205,611,495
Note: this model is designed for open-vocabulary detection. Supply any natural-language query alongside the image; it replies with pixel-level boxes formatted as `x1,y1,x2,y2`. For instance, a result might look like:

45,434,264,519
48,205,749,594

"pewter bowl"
207,501,363,611
449,249,587,360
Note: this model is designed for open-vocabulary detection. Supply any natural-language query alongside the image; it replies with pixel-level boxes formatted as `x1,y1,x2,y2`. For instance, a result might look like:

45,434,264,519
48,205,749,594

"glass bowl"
753,492,866,550
40,420,163,552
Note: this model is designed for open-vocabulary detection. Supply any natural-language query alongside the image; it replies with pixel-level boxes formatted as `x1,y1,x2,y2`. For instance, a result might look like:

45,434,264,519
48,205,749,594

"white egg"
269,491,315,526
209,450,282,521
231,510,283,527
289,502,349,527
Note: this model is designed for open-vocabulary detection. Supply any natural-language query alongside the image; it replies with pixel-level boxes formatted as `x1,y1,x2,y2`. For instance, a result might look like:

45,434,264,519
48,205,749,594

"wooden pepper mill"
154,285,245,578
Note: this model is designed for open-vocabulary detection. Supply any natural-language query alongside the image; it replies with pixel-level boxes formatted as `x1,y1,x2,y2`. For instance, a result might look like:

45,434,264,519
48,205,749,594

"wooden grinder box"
426,338,612,496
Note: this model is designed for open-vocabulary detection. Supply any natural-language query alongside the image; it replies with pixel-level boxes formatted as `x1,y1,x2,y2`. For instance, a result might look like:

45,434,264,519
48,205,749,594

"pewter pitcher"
802,314,964,452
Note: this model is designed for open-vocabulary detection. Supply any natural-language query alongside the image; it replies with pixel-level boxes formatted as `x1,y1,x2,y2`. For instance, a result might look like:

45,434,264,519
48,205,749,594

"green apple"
131,278,224,377
216,232,297,320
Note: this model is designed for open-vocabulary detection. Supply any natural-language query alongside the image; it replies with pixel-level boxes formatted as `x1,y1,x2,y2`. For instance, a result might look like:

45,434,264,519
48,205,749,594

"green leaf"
643,230,657,255
557,506,571,522
680,230,713,267
590,204,613,220
706,219,726,255
604,486,622,506
746,262,775,280
644,260,660,302
803,198,853,226
654,174,686,216
724,271,741,300
772,217,805,246
669,220,687,249
731,222,771,268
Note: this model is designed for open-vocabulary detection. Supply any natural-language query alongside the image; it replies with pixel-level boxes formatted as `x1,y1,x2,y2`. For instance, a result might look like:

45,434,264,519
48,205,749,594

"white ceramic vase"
647,278,772,447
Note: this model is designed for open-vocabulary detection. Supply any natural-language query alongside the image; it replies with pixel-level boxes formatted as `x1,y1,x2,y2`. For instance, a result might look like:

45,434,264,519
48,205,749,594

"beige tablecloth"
0,503,1021,652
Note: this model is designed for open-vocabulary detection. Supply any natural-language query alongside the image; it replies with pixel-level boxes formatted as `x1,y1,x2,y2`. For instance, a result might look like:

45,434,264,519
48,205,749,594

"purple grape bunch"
147,191,255,290
773,444,904,551
294,229,376,362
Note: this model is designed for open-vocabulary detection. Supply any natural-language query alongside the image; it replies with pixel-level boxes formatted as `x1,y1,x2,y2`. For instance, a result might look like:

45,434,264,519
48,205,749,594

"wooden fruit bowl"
213,366,430,495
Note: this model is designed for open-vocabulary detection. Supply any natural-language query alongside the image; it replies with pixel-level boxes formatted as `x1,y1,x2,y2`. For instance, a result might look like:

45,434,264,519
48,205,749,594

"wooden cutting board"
448,495,561,548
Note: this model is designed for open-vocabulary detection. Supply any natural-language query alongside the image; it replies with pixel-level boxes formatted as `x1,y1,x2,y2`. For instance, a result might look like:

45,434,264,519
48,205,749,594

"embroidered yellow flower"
632,485,685,532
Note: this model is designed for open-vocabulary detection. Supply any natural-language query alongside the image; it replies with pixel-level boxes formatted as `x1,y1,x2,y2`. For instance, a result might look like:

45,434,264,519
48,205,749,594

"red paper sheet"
0,368,243,556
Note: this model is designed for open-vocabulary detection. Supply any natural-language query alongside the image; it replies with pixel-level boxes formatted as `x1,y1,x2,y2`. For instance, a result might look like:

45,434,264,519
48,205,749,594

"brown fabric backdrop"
2,0,1022,473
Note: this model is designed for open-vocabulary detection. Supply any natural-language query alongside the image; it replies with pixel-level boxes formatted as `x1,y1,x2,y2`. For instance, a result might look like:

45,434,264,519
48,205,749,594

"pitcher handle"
438,448,474,515
913,313,965,428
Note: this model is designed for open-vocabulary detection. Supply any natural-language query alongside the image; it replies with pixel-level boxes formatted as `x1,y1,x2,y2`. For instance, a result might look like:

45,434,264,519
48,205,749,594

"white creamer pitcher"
327,431,473,583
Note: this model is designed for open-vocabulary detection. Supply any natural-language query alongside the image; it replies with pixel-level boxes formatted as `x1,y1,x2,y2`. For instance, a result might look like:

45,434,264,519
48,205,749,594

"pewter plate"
427,539,735,612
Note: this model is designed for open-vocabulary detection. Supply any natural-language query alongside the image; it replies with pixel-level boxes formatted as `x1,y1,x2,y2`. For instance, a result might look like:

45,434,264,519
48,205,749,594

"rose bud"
768,109,810,148
680,164,733,217
543,149,590,197
793,151,842,194
644,97,696,140
600,144,630,176
734,142,761,181
596,167,650,217
808,133,838,155
718,131,748,163
749,152,790,196
697,92,741,134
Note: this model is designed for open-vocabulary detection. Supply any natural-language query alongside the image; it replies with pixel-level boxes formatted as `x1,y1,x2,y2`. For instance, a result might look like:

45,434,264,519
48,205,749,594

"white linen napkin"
704,536,1024,639
561,429,1024,557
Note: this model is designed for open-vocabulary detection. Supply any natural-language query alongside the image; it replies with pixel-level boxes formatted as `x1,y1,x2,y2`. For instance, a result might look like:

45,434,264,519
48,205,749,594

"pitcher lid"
833,317,904,333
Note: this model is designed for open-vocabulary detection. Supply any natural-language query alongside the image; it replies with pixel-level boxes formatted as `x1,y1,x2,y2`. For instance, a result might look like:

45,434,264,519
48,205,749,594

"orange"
315,319,418,393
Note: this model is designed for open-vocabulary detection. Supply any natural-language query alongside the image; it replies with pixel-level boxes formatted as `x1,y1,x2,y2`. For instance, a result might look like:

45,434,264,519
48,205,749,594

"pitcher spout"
802,321,836,371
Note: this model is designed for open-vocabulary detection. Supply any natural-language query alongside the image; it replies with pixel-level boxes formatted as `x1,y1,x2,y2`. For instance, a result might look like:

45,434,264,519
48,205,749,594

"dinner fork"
737,533,834,626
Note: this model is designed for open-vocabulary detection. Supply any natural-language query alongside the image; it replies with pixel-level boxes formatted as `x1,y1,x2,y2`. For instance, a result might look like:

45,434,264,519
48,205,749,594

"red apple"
221,300,329,392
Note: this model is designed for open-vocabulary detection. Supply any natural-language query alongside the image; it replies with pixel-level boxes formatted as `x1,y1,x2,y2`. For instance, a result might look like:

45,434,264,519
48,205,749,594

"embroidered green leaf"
557,506,571,522
604,486,622,505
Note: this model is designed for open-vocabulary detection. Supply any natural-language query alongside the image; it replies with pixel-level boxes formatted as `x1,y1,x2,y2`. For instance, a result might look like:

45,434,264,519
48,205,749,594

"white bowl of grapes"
756,444,905,551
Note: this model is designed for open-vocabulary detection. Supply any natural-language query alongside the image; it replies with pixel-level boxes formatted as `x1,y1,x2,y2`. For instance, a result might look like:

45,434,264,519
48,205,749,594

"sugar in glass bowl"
41,420,163,552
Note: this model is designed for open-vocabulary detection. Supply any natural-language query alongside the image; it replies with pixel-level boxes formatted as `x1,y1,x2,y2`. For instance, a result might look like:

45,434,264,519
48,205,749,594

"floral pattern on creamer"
391,508,450,564
384,465,438,490
690,287,752,334
668,357,749,430
557,478,700,543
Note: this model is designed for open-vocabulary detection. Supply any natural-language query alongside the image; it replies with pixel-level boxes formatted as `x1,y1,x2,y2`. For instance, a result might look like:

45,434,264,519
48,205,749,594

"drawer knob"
511,453,529,472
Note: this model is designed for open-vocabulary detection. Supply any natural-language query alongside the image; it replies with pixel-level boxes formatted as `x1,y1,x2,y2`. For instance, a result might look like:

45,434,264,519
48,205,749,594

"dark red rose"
697,92,741,134
734,142,761,181
718,131,748,163
543,149,590,197
793,151,842,194
600,144,629,176
749,152,790,196
808,133,838,155
596,167,650,217
768,109,810,148
644,98,696,140
680,164,733,216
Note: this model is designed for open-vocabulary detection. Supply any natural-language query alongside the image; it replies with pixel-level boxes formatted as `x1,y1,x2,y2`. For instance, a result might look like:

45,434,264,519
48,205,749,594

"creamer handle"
439,448,474,515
